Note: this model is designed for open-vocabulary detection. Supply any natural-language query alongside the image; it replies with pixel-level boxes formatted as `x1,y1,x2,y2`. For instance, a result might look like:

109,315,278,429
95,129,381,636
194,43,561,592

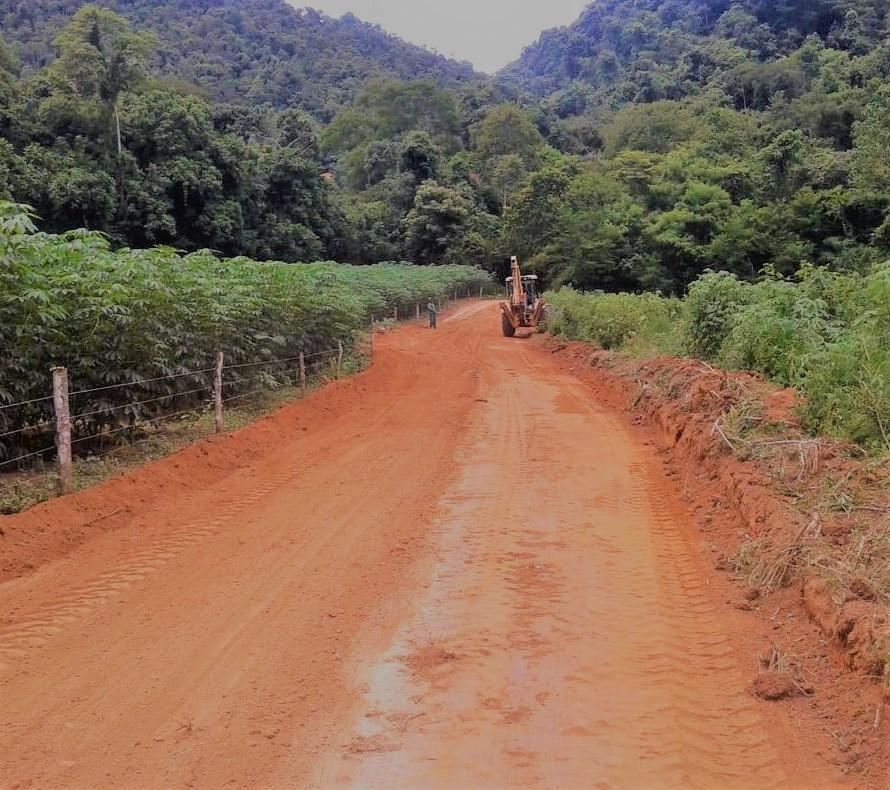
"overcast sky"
293,1,590,73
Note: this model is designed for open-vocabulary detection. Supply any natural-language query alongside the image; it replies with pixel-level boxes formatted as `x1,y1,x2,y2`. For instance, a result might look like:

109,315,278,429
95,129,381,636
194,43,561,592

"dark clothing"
428,301,438,329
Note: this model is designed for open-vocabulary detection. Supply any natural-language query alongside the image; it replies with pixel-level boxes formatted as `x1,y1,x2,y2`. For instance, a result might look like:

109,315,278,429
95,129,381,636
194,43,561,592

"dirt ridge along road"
1,301,846,788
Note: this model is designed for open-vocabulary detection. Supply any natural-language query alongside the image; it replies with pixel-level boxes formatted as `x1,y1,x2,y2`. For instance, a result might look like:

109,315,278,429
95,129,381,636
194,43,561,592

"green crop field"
0,202,491,465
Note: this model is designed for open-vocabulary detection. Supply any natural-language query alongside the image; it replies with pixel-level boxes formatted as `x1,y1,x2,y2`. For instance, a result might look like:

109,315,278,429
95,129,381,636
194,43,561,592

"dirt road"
0,303,848,788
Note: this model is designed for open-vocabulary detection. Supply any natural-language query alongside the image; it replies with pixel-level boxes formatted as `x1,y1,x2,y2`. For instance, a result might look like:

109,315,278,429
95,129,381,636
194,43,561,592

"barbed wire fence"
0,343,347,492
0,287,488,495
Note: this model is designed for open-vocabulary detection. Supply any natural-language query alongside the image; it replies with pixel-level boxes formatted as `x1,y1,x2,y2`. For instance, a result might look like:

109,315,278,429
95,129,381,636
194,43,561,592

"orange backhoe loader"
500,256,547,337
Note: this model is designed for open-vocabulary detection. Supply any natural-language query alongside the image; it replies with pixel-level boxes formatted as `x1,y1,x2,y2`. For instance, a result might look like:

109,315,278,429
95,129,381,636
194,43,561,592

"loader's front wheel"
537,304,553,333
501,313,516,338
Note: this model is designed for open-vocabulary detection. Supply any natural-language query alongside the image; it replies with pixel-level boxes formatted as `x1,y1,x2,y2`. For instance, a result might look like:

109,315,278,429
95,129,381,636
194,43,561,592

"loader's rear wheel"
501,313,516,338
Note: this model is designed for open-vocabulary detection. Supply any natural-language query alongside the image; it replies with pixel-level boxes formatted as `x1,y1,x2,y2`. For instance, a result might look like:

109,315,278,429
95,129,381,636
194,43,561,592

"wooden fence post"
337,340,344,377
51,366,72,495
299,351,307,396
214,351,224,434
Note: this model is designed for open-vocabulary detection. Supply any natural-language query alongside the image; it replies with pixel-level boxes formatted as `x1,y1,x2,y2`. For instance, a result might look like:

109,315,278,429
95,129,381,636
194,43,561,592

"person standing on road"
427,297,438,329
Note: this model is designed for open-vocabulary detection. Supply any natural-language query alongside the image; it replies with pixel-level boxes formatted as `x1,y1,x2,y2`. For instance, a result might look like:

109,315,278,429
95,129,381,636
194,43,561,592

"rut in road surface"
0,302,845,787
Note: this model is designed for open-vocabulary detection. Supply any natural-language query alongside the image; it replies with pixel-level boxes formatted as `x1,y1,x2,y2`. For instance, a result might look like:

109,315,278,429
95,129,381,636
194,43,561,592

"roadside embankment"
542,335,890,707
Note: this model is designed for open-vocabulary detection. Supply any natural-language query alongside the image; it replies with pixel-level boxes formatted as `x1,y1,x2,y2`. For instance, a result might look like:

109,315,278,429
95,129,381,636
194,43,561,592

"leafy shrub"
716,278,833,385
547,287,681,353
546,287,591,340
796,264,890,445
800,334,890,446
680,270,752,360
549,261,890,451
711,264,890,447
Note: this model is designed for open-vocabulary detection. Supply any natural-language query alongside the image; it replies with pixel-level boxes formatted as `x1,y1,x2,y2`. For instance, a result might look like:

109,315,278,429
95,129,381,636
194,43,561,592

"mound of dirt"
752,671,800,701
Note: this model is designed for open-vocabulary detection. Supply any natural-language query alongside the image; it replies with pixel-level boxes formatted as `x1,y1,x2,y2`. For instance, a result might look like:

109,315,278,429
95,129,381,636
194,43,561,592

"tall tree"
403,184,472,264
851,84,890,196
49,5,156,156
471,105,544,162
277,108,321,159
0,36,18,135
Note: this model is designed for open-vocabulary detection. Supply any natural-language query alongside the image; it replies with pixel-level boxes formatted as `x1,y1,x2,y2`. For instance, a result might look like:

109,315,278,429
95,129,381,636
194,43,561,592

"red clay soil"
0,302,885,788
539,338,890,782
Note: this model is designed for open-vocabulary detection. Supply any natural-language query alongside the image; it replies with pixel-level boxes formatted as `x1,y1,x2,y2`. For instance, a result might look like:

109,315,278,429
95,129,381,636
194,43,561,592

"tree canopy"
1,0,480,120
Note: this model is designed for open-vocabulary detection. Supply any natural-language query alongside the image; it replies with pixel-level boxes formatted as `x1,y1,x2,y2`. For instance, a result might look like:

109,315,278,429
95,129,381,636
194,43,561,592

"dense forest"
1,0,890,294
495,0,890,291
1,0,479,115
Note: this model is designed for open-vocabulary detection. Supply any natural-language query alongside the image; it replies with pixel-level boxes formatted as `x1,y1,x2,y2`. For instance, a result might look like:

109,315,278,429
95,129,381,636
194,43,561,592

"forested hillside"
0,3,526,263
505,0,888,102
2,0,890,294
1,0,478,116
0,7,342,261
487,0,890,293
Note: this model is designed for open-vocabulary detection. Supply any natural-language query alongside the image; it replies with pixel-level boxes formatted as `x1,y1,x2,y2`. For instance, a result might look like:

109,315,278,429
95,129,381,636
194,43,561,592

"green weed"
547,287,682,355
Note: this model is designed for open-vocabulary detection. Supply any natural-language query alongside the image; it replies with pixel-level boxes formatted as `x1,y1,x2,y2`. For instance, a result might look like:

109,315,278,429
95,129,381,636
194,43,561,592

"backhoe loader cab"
500,256,547,337
506,274,539,307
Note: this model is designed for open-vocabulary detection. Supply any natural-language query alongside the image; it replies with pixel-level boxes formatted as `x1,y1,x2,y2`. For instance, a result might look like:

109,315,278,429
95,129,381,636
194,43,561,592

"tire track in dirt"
0,306,487,789
0,468,300,671
612,465,780,786
311,329,842,788
0,306,481,678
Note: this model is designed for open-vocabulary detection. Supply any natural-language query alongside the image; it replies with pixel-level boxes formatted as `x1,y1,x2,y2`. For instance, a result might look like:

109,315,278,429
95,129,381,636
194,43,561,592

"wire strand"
222,355,302,370
0,395,54,412
221,348,338,370
70,386,211,421
306,348,340,359
0,420,55,440
222,371,297,387
69,368,216,398
0,445,57,468
79,422,207,462
222,388,269,405
70,402,212,446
